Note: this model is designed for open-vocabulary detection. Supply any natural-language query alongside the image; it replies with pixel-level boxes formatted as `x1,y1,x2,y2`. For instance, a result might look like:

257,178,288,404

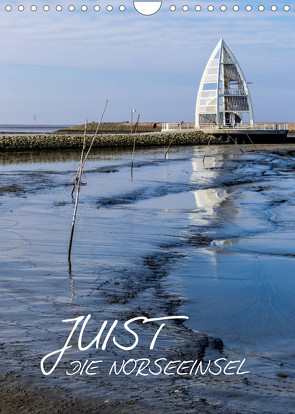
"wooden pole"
227,134,244,155
164,135,174,159
131,114,140,178
71,121,88,198
68,99,108,262
202,116,244,163
68,121,87,261
133,113,140,133
82,99,108,166
246,133,258,150
131,135,137,179
202,135,214,163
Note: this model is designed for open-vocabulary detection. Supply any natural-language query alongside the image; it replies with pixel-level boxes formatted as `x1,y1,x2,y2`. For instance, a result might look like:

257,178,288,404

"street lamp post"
131,109,136,133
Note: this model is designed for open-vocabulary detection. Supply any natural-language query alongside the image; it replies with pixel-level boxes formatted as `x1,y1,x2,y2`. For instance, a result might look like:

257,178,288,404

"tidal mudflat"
0,145,294,413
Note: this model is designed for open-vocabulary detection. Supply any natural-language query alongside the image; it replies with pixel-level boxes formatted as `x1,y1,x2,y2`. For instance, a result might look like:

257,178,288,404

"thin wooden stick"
82,99,108,167
68,121,87,261
201,116,244,162
227,134,244,154
209,118,244,155
202,135,214,163
68,260,75,305
68,100,108,262
71,121,88,198
246,133,258,150
131,135,137,178
68,171,82,261
131,114,140,178
164,135,174,159
133,113,140,133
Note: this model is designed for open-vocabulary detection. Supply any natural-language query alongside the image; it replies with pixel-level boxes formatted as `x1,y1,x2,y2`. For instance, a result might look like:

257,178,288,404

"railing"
255,123,289,130
161,123,192,131
162,123,289,132
219,89,247,96
219,106,250,112
162,123,181,131
198,123,289,130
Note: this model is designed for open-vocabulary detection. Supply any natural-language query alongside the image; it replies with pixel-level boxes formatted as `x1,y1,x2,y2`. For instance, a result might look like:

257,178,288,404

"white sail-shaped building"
195,39,254,129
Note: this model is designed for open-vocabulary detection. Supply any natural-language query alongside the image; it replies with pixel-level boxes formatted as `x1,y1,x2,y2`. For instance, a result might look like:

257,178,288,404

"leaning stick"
210,119,244,155
133,113,140,133
165,122,186,158
82,99,108,167
164,135,174,159
202,135,214,163
131,114,140,178
68,121,87,261
246,133,258,150
202,116,244,162
226,134,244,155
71,121,88,198
68,171,82,261
131,135,137,178
68,100,108,262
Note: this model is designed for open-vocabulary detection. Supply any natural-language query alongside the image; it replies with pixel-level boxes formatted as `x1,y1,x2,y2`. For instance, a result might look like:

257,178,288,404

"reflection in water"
176,146,295,355
68,259,75,305
190,151,228,220
188,151,229,278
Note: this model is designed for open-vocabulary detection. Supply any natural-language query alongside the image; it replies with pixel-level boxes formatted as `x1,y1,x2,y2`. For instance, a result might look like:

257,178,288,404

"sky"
0,2,294,124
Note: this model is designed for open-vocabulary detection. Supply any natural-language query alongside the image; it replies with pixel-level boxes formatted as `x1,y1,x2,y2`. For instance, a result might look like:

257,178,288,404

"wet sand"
0,144,295,413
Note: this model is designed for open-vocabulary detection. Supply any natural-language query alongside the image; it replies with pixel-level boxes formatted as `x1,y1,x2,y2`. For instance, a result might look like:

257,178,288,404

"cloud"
0,4,294,122
0,3,294,71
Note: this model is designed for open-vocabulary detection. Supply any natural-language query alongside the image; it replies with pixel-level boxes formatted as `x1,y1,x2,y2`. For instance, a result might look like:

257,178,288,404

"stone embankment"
0,130,223,152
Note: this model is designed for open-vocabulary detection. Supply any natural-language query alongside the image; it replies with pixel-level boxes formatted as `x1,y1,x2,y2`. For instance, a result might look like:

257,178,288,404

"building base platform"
197,128,291,144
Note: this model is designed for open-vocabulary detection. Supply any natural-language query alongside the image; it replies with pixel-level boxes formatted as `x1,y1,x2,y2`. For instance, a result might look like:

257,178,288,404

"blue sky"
0,2,294,124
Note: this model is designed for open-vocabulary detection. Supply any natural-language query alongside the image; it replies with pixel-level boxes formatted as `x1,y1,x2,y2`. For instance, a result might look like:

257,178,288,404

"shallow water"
0,145,295,412
0,124,70,134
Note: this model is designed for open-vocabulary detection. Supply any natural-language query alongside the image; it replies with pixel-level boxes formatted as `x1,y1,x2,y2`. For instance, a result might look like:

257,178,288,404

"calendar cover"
0,2,294,413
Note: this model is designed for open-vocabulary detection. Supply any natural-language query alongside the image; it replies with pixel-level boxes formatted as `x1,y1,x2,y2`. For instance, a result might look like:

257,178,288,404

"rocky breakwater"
0,130,222,152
